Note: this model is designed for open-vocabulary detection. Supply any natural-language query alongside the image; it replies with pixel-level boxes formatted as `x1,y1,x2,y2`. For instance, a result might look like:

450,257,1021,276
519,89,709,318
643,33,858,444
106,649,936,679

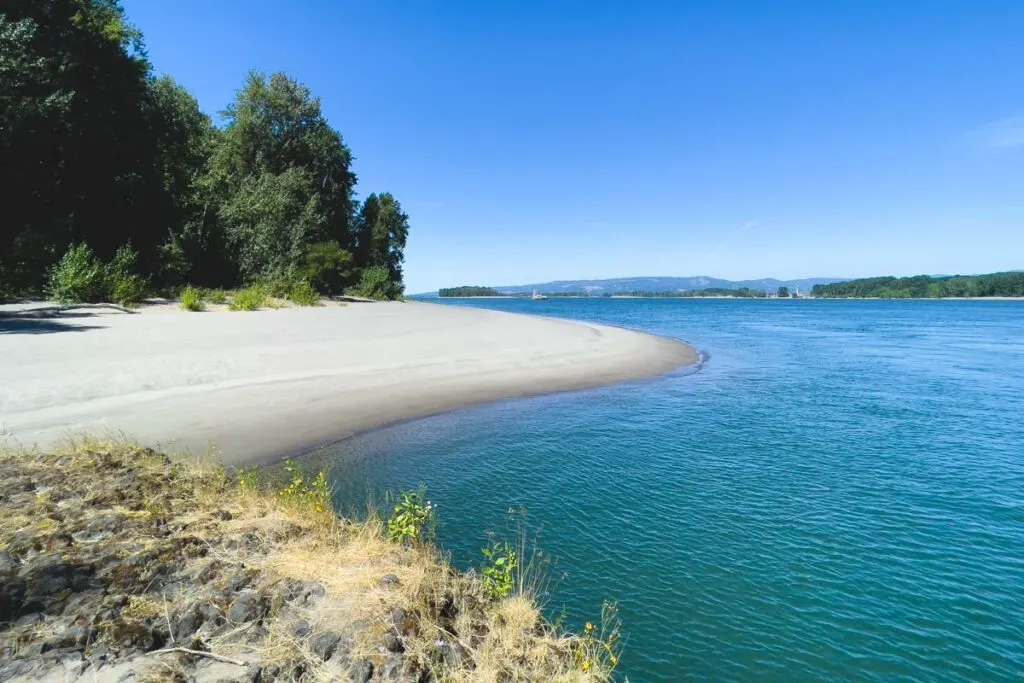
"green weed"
288,280,320,306
481,540,518,600
180,286,205,311
386,488,435,547
228,286,265,311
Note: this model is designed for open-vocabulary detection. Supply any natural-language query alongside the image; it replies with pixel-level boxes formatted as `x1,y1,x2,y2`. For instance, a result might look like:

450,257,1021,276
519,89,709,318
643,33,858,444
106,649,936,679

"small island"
438,286,502,297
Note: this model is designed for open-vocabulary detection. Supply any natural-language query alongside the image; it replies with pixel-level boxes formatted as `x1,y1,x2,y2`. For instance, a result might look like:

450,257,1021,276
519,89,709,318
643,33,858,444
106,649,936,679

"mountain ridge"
416,276,848,297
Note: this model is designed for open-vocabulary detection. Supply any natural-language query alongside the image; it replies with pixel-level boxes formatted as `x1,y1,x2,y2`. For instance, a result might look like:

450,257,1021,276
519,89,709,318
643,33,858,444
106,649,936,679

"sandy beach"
0,301,697,465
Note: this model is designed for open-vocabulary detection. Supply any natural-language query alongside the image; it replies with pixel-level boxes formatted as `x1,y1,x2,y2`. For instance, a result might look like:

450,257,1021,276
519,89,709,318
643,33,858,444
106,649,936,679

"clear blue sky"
124,1,1024,293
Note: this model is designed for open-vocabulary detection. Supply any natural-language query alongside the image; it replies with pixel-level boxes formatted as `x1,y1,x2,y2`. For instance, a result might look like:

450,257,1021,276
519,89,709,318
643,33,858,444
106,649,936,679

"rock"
352,659,374,682
227,592,267,624
290,580,326,606
383,632,404,653
289,619,310,639
27,559,73,595
310,631,342,660
378,654,404,680
0,550,16,576
197,601,222,625
390,606,418,636
213,509,233,521
224,569,253,593
380,573,399,587
0,577,27,621
196,561,223,584
175,608,201,641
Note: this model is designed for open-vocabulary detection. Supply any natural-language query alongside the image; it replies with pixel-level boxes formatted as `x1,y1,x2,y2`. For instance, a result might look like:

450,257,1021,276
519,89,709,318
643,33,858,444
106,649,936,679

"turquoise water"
320,299,1024,681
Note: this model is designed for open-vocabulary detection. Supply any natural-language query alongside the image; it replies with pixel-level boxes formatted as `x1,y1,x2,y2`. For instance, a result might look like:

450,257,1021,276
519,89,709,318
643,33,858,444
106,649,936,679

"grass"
179,285,205,311
0,439,617,682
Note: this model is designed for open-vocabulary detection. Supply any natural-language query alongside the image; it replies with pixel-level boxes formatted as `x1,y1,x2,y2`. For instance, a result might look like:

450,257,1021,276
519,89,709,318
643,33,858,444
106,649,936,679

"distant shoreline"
432,295,1024,301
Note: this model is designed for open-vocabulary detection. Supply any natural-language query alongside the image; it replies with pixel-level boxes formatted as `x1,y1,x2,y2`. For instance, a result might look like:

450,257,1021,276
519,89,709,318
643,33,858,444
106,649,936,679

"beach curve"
0,301,698,465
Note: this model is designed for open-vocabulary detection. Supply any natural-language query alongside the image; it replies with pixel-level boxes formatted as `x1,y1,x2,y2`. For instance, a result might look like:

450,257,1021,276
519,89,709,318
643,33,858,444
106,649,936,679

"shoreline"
1,301,698,466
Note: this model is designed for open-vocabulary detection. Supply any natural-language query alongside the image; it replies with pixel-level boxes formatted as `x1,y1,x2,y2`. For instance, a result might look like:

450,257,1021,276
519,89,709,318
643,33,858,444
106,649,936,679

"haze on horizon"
124,1,1024,293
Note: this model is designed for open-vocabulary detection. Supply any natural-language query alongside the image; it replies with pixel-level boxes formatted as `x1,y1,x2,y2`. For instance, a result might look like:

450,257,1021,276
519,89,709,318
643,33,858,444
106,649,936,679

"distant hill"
445,276,847,296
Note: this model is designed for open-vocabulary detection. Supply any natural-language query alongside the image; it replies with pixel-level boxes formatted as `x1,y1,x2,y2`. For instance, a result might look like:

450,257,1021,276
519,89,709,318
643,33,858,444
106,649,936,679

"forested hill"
422,276,844,297
1,0,408,304
812,272,1024,298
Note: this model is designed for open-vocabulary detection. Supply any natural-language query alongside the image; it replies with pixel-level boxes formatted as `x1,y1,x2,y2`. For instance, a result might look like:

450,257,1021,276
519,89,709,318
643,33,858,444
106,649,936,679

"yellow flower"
585,622,595,632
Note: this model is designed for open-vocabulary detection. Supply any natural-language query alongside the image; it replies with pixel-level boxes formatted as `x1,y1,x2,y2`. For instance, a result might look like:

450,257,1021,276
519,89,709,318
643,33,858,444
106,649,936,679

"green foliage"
812,272,1024,298
355,193,408,296
386,488,435,547
47,244,107,304
228,286,266,311
776,286,790,298
354,265,399,300
105,244,146,306
46,242,147,305
288,280,320,306
236,466,260,494
279,459,333,514
1,5,409,298
481,541,518,600
439,286,501,297
180,286,205,311
110,273,146,306
299,241,354,294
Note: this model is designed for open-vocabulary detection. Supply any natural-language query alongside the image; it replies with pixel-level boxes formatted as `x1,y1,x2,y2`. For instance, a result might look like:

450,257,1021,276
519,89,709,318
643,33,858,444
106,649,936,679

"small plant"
481,539,518,600
180,285,205,311
575,601,623,675
202,288,228,305
288,280,320,306
279,459,333,514
47,243,106,303
235,466,260,493
228,286,265,311
386,488,435,547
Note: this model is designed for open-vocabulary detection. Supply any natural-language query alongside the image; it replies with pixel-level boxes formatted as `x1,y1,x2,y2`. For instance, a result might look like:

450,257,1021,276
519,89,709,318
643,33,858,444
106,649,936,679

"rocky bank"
0,441,611,682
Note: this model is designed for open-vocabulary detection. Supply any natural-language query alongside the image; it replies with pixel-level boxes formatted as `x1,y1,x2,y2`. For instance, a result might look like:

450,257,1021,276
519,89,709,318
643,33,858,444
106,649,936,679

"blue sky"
124,1,1024,293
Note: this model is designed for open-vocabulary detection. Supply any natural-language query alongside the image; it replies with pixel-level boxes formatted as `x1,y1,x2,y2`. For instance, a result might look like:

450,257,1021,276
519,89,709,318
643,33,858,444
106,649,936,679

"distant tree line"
438,286,501,297
811,272,1024,298
1,0,408,303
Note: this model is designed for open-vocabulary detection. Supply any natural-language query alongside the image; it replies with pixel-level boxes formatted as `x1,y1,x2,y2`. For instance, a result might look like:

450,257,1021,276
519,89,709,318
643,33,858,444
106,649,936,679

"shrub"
228,286,265,311
288,280,320,306
47,244,106,303
576,601,623,674
110,273,146,306
481,540,518,600
353,265,396,300
386,488,435,547
180,286,205,311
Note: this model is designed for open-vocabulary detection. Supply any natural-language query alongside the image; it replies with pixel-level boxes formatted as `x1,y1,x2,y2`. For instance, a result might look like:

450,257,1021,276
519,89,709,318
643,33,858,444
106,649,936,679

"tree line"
1,0,408,303
811,272,1024,298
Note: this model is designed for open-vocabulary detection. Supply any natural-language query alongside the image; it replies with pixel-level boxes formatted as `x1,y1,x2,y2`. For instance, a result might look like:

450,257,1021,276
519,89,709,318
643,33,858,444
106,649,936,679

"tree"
209,71,356,281
1,0,163,291
355,192,409,298
776,286,790,298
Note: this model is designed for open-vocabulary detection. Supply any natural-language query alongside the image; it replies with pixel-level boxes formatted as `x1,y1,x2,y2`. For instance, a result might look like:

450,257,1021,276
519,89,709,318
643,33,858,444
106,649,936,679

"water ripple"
322,300,1024,682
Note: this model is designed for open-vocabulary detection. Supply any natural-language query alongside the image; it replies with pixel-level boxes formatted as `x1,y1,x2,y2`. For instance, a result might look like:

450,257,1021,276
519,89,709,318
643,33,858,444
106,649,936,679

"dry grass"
0,438,616,682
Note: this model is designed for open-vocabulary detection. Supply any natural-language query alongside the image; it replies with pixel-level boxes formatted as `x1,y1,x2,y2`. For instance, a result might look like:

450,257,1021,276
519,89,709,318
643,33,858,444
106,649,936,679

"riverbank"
0,440,615,682
0,301,697,465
